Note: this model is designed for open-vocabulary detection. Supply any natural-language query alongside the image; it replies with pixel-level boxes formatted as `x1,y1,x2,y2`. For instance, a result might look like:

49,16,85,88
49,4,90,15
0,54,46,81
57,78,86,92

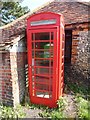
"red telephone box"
27,12,64,108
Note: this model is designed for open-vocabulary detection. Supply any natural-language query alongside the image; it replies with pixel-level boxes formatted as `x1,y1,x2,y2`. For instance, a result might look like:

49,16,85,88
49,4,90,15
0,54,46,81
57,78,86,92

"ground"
24,107,42,118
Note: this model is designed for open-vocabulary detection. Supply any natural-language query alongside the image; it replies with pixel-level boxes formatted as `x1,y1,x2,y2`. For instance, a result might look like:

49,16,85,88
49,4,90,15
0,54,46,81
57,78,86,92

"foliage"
57,97,67,111
75,96,89,119
64,68,90,119
65,80,89,119
38,97,67,119
25,102,47,110
0,104,26,119
24,97,67,119
0,2,30,26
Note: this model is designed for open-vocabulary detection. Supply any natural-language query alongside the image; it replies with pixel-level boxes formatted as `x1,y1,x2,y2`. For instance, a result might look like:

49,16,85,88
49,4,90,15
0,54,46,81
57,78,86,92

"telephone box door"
28,28,57,107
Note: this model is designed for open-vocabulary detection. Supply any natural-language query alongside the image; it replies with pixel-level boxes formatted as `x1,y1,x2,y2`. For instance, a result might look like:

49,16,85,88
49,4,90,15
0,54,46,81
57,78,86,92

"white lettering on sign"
30,19,56,26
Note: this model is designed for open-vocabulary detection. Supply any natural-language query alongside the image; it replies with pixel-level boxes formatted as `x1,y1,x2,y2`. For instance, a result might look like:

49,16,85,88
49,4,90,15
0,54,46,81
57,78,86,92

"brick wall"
77,31,88,75
0,33,27,106
66,22,89,78
0,52,13,106
0,53,3,104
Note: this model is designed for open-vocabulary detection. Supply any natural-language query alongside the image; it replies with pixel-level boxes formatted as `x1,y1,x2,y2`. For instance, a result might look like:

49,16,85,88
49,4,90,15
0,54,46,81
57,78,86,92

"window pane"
51,32,54,40
35,51,53,58
32,32,50,40
35,67,53,75
36,91,52,98
35,76,49,83
35,59,53,67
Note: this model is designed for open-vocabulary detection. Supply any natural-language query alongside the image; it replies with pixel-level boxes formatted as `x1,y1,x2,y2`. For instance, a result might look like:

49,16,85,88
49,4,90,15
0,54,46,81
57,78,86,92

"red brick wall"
0,33,27,106
65,22,89,78
0,52,13,106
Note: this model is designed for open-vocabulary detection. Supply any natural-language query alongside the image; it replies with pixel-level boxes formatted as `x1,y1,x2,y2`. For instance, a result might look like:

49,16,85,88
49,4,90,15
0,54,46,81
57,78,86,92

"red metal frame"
27,12,64,108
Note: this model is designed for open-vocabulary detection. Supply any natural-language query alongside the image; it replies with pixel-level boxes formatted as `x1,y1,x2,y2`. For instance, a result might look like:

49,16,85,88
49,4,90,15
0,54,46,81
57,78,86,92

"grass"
0,104,26,119
36,97,66,120
65,80,89,119
75,96,89,118
39,97,67,119
24,97,67,119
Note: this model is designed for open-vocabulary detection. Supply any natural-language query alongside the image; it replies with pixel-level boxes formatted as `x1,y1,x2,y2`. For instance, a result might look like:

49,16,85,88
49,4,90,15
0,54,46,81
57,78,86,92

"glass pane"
35,51,44,58
32,33,35,40
32,32,54,40
35,76,50,83
35,67,53,75
32,59,34,66
33,32,50,40
35,59,53,67
35,51,53,58
32,42,35,49
44,43,53,58
32,42,54,58
32,51,34,58
32,76,52,97
51,32,54,40
35,42,50,49
36,91,52,98
35,83,49,91
31,19,56,26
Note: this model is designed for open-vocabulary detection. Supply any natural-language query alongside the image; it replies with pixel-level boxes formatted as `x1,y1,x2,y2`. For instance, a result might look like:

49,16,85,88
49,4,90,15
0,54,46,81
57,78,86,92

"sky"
21,0,50,11
21,0,90,11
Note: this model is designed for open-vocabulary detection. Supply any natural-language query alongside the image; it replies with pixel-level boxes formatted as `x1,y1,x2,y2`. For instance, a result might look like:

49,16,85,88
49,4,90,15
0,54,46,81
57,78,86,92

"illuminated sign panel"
31,19,56,26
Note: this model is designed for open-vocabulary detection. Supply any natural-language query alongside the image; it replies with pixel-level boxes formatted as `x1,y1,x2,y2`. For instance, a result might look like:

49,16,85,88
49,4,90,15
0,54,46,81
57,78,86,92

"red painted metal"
27,12,64,108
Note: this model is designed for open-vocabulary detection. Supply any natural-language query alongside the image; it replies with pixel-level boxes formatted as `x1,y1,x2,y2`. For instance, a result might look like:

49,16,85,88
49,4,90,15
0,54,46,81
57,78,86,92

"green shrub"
39,97,67,119
76,96,89,119
0,105,26,119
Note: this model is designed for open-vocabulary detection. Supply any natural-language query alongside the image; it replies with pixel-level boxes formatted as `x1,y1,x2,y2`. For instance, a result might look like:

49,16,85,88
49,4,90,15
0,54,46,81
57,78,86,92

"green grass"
0,104,26,119
25,97,67,119
39,97,67,120
65,81,89,119
75,96,89,118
